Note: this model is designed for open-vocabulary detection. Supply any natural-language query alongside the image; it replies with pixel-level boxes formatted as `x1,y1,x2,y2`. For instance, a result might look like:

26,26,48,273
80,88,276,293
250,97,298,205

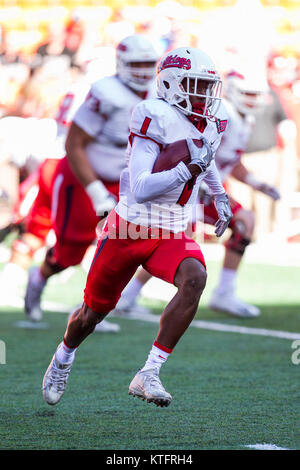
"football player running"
113,70,281,319
23,35,159,332
42,47,232,408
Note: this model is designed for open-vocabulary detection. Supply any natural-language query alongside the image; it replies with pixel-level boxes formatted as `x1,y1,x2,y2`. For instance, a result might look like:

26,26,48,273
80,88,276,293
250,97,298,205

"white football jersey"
55,79,90,136
73,75,157,182
54,78,91,159
215,98,255,182
116,97,228,232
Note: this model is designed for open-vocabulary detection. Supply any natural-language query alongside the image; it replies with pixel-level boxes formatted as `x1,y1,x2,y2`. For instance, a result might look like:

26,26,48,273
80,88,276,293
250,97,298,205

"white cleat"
24,267,45,321
209,290,260,318
111,297,152,317
42,349,73,405
129,368,172,407
94,319,120,333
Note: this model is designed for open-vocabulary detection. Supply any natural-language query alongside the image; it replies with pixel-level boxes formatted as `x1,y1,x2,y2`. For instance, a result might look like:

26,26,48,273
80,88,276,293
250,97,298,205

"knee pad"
224,232,251,256
45,247,65,274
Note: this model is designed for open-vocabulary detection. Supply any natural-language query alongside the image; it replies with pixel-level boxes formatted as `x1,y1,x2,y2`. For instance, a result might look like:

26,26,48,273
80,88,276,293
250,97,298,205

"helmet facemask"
177,75,222,120
118,60,157,92
116,35,159,92
225,71,268,115
157,48,223,120
230,87,267,115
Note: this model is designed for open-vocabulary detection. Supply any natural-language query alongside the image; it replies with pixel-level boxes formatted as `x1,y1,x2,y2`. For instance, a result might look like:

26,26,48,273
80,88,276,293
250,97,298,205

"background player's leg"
24,241,89,322
210,207,260,317
113,268,152,315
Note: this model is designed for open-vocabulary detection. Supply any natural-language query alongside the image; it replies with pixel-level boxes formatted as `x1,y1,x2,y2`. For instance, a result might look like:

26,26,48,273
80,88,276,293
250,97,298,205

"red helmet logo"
159,54,191,71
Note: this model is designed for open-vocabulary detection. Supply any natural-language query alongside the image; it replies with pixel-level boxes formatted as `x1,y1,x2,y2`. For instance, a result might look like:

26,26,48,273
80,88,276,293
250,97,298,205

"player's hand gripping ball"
152,139,205,173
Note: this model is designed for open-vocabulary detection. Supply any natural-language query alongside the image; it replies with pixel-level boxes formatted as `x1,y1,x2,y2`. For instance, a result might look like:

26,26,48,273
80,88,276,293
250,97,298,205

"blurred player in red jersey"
42,46,232,408
23,35,159,331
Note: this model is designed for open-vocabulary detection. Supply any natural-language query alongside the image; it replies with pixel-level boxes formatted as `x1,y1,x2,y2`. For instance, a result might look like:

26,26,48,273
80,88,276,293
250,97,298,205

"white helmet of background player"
116,35,159,92
156,47,222,119
225,70,269,115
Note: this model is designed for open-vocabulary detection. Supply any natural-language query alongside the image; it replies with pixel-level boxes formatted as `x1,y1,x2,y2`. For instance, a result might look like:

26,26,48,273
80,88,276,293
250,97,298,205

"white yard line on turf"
5,297,299,341
245,444,291,450
1,297,70,312
191,319,300,340
116,310,300,341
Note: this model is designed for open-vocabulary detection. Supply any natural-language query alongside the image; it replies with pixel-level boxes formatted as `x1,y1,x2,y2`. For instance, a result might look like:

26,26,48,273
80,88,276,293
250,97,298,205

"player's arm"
66,122,116,217
65,122,97,187
204,160,232,237
231,161,280,200
130,136,192,203
65,88,117,217
230,160,251,184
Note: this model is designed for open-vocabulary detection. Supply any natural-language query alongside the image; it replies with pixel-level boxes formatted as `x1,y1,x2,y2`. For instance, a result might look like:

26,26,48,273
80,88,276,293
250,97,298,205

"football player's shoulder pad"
215,100,229,122
212,100,230,135
90,75,126,115
131,98,180,145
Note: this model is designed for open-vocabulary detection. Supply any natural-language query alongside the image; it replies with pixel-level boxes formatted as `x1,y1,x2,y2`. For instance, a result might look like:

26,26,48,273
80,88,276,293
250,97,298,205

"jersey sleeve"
129,136,192,204
73,93,105,138
203,160,226,196
130,99,174,146
72,81,116,138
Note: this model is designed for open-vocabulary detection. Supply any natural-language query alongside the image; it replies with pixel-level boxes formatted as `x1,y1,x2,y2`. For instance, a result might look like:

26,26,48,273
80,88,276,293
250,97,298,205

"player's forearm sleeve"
203,159,225,196
130,137,192,203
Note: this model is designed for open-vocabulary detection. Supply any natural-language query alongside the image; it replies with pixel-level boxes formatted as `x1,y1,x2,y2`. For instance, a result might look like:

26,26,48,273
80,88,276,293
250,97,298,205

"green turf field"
0,260,299,450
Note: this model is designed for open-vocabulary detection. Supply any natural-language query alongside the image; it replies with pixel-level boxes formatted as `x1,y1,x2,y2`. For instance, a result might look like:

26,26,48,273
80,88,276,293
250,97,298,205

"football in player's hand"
152,139,204,173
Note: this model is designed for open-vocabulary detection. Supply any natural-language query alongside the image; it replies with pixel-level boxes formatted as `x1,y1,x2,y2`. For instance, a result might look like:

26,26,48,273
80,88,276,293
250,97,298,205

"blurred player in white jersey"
1,50,124,331
0,73,90,303
42,46,232,408
0,53,109,287
202,71,280,317
24,35,159,332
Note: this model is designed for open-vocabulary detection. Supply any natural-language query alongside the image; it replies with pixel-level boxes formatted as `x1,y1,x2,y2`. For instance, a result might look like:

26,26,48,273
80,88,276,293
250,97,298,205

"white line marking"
3,298,299,341
14,320,49,330
114,311,300,341
0,297,70,313
246,443,290,450
192,319,300,340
